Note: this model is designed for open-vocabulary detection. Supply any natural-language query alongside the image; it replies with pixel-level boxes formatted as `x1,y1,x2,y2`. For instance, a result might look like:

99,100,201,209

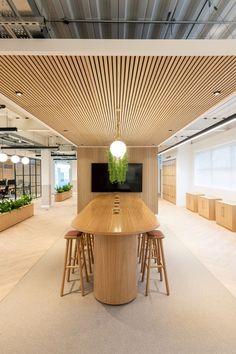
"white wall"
161,126,236,206
176,143,192,206
190,126,236,201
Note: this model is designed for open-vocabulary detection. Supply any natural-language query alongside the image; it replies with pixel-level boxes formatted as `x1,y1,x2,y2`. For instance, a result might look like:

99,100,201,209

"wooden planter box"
0,203,34,232
54,190,72,202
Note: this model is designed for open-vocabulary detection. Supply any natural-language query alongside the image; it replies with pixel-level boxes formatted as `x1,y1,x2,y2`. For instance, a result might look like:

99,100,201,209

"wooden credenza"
71,194,159,305
215,201,236,232
186,193,204,212
198,196,222,220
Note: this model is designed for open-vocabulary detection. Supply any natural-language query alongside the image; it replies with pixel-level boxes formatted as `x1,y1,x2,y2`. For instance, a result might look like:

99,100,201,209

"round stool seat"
64,230,83,239
147,230,164,239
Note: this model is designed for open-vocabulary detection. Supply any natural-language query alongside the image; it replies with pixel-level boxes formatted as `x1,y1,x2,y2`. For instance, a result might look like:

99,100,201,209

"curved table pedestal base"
94,234,137,305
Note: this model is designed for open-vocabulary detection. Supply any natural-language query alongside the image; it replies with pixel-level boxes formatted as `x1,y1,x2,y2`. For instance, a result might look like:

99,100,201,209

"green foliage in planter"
108,150,128,184
0,195,32,214
55,183,73,193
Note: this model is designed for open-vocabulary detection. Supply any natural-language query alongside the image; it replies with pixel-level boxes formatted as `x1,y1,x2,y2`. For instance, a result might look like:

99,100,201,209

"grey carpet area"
1,224,236,354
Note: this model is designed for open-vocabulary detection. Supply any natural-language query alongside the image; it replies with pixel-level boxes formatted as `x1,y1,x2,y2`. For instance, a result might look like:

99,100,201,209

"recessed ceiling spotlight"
25,117,29,120
213,90,221,96
204,117,208,120
16,116,20,119
15,91,23,96
213,117,217,119
0,104,6,109
168,129,173,132
63,129,68,132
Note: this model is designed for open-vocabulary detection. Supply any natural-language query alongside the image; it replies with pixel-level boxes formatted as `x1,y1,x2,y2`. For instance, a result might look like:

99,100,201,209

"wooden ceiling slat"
0,54,236,146
149,56,235,138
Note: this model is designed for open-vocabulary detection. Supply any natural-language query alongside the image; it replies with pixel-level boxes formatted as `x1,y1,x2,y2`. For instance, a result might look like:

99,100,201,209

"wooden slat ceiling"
0,55,236,146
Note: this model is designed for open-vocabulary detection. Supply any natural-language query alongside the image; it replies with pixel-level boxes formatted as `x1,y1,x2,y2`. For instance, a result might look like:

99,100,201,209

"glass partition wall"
0,158,41,199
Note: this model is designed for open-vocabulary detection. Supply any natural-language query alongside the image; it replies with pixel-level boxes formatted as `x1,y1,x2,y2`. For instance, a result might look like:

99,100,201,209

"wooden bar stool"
142,230,170,296
60,230,89,297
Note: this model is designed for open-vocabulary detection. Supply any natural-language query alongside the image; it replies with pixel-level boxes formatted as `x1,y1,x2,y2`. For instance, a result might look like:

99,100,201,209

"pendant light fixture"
0,152,8,162
0,139,8,162
11,154,20,163
110,109,127,158
21,156,29,165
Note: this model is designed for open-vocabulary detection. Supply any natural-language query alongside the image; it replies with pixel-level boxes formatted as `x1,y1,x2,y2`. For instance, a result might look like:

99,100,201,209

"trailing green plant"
55,183,73,193
0,194,32,214
108,150,128,184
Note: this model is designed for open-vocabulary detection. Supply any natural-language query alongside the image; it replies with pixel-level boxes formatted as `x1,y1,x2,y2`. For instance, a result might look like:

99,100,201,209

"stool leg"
67,239,72,282
86,234,92,274
159,239,170,296
137,234,141,257
141,235,149,281
81,237,89,282
145,238,152,296
89,234,94,264
77,238,85,296
72,239,77,274
60,239,69,297
156,239,163,281
139,234,144,264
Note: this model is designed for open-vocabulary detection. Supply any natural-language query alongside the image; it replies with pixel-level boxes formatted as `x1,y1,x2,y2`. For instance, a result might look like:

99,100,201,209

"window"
194,142,236,190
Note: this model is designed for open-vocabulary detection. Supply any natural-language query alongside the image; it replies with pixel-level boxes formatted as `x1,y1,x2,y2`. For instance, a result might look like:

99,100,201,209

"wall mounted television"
91,163,143,192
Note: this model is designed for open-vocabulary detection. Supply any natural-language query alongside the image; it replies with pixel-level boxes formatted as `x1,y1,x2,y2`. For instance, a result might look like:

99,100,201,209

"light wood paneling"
162,159,176,204
186,192,204,212
198,196,222,220
77,147,158,213
94,233,137,305
0,55,236,146
215,201,236,232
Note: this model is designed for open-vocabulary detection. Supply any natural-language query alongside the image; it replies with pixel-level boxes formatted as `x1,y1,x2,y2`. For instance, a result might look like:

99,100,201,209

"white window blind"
194,142,236,190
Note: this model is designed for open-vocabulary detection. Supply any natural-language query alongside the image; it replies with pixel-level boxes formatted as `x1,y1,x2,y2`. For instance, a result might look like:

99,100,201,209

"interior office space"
1,1,236,354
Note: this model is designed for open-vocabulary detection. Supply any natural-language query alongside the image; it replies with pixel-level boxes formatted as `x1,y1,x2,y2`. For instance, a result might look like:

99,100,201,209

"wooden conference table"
72,194,158,305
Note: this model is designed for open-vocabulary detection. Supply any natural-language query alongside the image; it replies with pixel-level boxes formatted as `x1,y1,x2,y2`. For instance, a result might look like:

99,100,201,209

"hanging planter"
108,150,128,184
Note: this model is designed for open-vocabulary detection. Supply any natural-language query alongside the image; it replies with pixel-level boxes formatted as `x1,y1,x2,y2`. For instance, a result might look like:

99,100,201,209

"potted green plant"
0,195,34,232
54,183,73,202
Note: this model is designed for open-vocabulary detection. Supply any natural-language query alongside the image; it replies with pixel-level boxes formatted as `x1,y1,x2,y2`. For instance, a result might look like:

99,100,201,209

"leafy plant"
0,194,32,214
108,150,128,184
55,183,73,193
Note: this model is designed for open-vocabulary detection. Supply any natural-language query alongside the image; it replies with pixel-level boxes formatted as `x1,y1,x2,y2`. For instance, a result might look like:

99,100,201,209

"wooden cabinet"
162,159,176,204
186,193,204,212
215,201,236,232
198,196,222,220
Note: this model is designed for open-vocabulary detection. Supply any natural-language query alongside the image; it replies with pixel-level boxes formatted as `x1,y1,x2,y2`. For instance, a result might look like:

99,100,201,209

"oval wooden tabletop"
71,194,159,235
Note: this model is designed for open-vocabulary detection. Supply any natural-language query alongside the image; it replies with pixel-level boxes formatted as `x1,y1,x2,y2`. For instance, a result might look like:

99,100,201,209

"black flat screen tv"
91,163,143,192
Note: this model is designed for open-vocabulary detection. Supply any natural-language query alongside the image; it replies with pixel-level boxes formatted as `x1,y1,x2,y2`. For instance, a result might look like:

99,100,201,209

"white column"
41,150,52,208
176,142,192,206
72,159,77,194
